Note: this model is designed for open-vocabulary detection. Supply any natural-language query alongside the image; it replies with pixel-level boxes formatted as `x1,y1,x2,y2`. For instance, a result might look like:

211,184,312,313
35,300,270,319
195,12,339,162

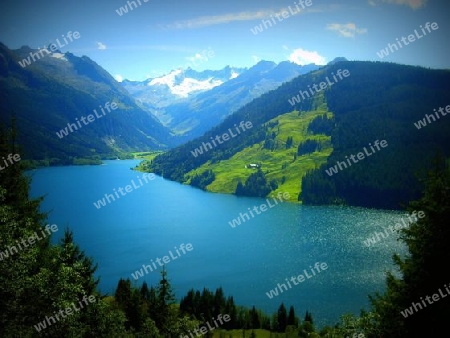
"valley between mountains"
2,43,450,209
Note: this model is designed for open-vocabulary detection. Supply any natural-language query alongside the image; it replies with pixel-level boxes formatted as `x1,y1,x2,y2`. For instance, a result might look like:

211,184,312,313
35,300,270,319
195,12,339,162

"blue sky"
1,0,449,81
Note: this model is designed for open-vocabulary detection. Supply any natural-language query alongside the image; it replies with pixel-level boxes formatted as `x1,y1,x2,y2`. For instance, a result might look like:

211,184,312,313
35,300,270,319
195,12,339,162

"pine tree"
214,287,226,317
0,118,121,335
224,295,237,329
155,266,177,336
277,303,287,332
287,305,297,327
369,158,450,336
250,305,260,329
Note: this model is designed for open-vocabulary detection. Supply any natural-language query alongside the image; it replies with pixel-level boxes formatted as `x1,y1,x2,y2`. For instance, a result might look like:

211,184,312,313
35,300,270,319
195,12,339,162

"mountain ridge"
0,42,174,165
145,61,450,209
127,60,320,141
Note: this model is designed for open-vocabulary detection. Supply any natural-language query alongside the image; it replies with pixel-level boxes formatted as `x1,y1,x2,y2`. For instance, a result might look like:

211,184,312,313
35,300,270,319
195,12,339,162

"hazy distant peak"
327,57,348,65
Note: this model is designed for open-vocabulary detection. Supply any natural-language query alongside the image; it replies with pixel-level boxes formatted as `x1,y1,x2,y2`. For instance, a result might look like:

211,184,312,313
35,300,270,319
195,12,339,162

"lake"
29,159,407,328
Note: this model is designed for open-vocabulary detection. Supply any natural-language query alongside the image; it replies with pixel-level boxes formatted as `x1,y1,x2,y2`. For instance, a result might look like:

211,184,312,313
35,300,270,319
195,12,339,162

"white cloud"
97,42,107,50
114,74,123,82
370,0,427,9
288,48,326,66
326,23,368,38
159,5,314,30
50,53,67,61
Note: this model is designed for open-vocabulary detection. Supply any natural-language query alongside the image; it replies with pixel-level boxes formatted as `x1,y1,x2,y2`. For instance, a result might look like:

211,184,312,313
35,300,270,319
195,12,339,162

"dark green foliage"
304,310,313,324
155,267,177,336
297,139,320,156
269,179,278,190
277,303,287,332
0,120,124,336
287,306,297,327
285,136,293,149
299,169,341,204
179,286,285,332
0,116,45,219
250,306,260,329
0,43,172,164
307,114,334,136
368,158,450,337
149,61,450,209
112,269,200,336
224,296,237,330
300,62,450,209
190,169,215,190
214,287,226,317
235,170,273,197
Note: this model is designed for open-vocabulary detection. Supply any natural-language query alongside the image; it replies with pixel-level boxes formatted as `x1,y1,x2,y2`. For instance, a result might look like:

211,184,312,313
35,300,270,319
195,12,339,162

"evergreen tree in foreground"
368,157,450,337
0,121,126,336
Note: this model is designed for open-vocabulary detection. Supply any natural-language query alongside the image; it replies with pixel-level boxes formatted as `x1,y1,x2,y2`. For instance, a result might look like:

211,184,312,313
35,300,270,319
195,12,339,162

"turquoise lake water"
29,159,407,327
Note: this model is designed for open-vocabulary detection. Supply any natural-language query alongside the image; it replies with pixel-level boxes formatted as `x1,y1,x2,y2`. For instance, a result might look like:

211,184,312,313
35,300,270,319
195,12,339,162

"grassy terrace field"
186,104,333,202
132,151,165,161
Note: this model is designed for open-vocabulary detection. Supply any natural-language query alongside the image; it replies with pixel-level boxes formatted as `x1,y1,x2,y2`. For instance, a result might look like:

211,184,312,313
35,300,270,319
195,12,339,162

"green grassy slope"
186,103,333,202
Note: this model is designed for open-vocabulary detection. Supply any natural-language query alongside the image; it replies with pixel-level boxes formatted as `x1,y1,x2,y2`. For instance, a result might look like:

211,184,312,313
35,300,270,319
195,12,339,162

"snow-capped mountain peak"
148,69,225,97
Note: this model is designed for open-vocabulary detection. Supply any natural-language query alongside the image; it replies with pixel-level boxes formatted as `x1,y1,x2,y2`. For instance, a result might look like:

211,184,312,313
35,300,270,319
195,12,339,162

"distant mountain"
125,60,320,141
121,66,245,113
145,61,450,209
0,42,174,165
327,57,348,65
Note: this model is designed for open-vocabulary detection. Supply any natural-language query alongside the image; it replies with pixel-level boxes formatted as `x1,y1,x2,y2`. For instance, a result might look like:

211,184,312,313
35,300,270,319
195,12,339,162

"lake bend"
29,159,408,328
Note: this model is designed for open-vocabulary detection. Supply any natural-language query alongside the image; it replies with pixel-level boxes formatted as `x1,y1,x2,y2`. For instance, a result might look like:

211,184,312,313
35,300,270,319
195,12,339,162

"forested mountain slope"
146,61,450,209
0,43,174,165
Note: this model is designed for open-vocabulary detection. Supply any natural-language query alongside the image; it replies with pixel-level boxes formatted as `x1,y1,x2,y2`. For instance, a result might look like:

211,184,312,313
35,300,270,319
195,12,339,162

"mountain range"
3,41,450,209
146,61,450,209
0,43,174,165
123,61,320,140
0,42,318,162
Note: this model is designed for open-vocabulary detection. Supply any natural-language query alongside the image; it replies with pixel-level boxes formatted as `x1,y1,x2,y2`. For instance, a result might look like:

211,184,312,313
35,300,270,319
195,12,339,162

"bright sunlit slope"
186,103,333,202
